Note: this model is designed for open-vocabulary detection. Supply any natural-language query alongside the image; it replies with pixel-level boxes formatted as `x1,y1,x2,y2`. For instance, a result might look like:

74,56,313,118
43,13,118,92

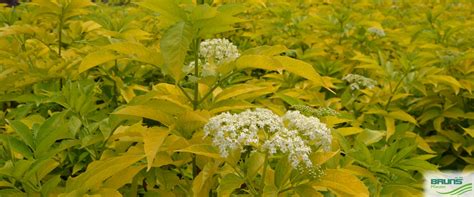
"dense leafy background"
0,0,473,196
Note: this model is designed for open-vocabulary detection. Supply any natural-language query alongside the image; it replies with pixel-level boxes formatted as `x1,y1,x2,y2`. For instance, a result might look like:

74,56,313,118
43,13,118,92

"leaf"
463,127,474,138
176,144,221,158
313,169,369,197
405,132,436,154
215,84,268,102
273,56,324,87
65,154,145,193
295,184,323,197
104,42,163,66
387,110,418,125
311,151,339,166
242,45,288,56
103,165,145,190
137,0,186,27
246,152,265,180
426,74,462,94
78,50,118,74
175,110,210,139
35,113,71,157
385,117,395,140
113,105,175,126
8,120,34,148
143,127,169,171
160,21,193,81
193,162,218,197
236,55,282,70
217,174,244,197
274,157,292,189
356,129,385,145
336,127,364,136
210,100,255,114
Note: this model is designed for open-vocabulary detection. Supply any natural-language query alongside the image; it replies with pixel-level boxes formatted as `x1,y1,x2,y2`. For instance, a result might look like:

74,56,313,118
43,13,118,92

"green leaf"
160,21,193,81
246,152,265,180
35,113,71,157
274,157,292,189
217,174,244,197
1,136,33,159
78,50,118,74
8,120,34,148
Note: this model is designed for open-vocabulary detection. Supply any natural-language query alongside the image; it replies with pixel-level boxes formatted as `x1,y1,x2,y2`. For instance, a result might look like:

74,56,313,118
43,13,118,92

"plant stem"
384,73,407,110
193,38,200,110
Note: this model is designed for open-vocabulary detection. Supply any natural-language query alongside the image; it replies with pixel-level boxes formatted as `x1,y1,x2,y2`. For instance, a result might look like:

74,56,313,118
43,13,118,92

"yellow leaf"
236,55,282,70
311,151,339,165
215,84,268,103
274,56,325,87
385,117,395,140
387,110,418,125
78,50,118,74
312,169,369,197
210,100,255,114
113,105,175,126
463,127,474,138
176,144,221,159
105,42,162,66
336,127,364,136
426,75,462,94
142,127,169,171
405,132,436,154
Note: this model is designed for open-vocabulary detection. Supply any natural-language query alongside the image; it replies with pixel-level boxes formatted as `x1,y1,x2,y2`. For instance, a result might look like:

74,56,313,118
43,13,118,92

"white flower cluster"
203,108,332,169
342,74,377,90
184,38,239,77
282,111,332,151
203,108,283,157
199,38,240,65
367,27,386,37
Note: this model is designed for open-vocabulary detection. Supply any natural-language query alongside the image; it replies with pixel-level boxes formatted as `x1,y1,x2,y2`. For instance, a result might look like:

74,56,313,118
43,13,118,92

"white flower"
282,110,332,152
204,108,333,170
199,38,240,65
367,27,385,37
203,108,283,157
342,74,377,90
262,128,313,168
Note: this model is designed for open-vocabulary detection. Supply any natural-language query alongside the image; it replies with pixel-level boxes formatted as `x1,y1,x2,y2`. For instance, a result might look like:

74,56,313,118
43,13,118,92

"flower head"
367,27,385,37
342,74,377,90
203,108,332,169
199,38,240,65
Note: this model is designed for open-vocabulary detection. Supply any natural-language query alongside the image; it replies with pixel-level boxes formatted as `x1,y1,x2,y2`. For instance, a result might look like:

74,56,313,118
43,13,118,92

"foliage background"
0,0,473,196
